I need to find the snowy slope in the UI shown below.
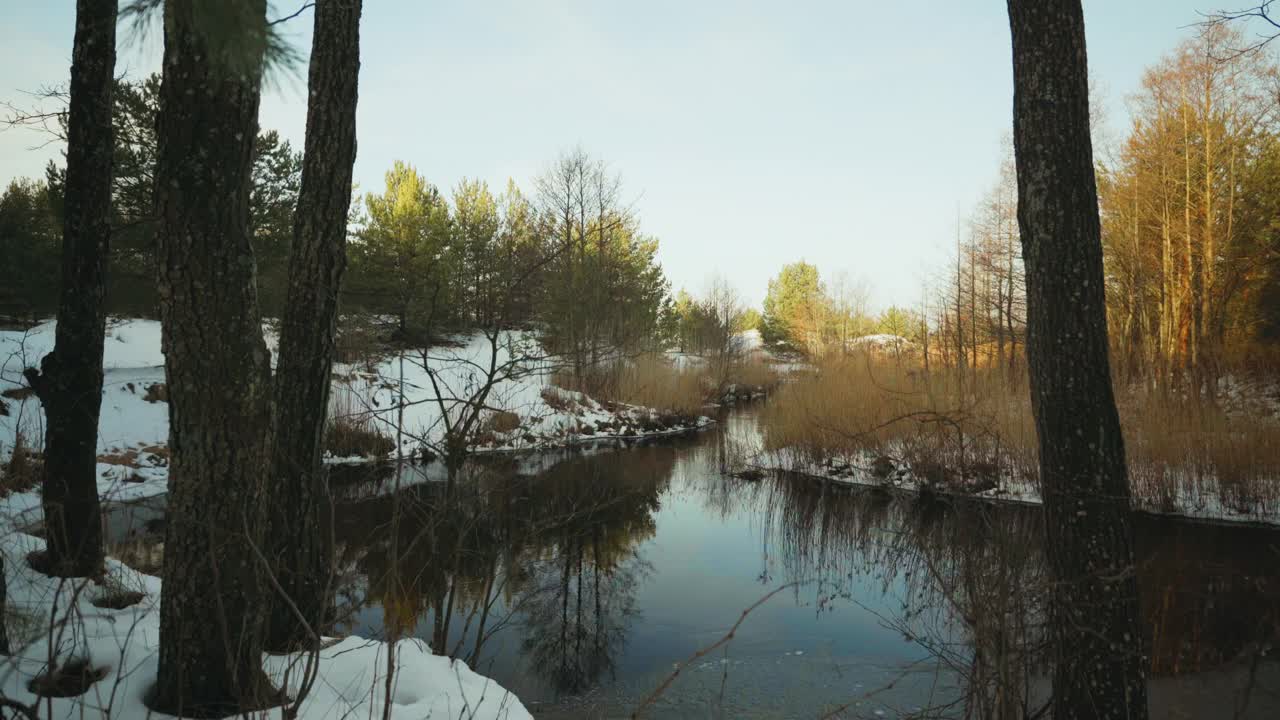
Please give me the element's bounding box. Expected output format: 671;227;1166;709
1;320;711;467
1;320;549;719
0;527;531;720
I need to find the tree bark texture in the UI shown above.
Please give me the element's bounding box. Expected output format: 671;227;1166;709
1006;1;1149;718
264;0;362;650
0;554;9;655
23;0;116;578
150;0;276;714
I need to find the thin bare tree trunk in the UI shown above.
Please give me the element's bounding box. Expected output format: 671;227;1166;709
0;555;9;655
1160;164;1176;390
1181;82;1201;382
1201;71;1216;399
1006;1;1149;717
24;0;116;578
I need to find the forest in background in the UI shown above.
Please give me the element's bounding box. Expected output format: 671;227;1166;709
753;25;1280;398
0;1;1276;718
9;23;1280;400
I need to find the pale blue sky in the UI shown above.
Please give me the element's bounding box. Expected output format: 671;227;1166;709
0;1;1237;308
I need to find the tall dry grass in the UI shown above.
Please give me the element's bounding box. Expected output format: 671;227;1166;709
554;355;708;416
324;384;394;458
759;350;1280;516
553;354;783;416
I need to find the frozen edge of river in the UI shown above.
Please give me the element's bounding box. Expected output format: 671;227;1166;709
749;449;1280;528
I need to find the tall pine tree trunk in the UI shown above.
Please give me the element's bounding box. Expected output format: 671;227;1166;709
264;0;362;650
1006;1;1148;718
23;0;116;578
149;1;276;714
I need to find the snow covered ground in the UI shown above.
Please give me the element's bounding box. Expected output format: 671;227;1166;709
1;320;174;521
329;332;711;460
748;446;1280;527
0;319;712;470
3;318;718;720
0;522;531;719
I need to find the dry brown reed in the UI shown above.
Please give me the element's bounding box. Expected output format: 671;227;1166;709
324;385;394;458
553;354;782;416
760;350;1280;515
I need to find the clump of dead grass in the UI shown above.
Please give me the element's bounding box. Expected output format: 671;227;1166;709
324;387;394;458
724;358;783;392
2;430;42;495
554;355;709;416
760;350;1280;517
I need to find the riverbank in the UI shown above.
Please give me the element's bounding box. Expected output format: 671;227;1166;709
751;353;1280;526
0;523;532;720
748;449;1280;527
4;318;728;720
0;319;722;468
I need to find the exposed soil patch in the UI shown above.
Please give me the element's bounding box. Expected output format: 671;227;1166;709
98;450;140;466
143;382;168;403
0;384;34;399
97;445;169;468
540;386;574;413
1;386;34;400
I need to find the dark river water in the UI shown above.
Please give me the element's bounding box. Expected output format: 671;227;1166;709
110;410;1280;718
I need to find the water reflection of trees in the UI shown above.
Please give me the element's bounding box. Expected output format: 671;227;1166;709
330;444;673;696
757;474;1280;718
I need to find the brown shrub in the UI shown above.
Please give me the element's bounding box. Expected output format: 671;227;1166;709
540;386;577;413
142;383;168;403
725;358;782;391
3;432;42;495
28;659;107;698
324;385;395;458
482;410;522;435
324;419;394;458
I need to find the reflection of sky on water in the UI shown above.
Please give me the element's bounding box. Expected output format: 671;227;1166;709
98;408;1280;716
329;414;967;717
273;409;1280;718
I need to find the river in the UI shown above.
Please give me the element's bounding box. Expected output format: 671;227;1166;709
108;409;1280;718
